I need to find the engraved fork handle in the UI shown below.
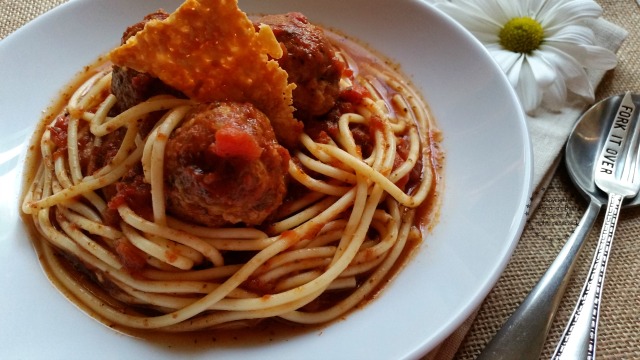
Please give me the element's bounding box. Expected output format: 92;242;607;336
552;193;623;360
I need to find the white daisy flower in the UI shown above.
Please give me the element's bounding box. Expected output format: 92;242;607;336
434;0;618;114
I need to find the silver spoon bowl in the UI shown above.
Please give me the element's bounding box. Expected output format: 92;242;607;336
477;93;640;360
566;93;640;207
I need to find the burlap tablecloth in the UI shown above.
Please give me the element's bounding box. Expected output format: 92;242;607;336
2;1;639;359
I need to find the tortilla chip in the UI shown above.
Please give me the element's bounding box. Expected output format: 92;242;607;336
109;0;301;147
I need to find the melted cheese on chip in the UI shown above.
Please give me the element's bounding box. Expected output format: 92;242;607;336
109;0;301;147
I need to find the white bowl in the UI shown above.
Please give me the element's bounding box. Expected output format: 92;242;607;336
0;0;531;358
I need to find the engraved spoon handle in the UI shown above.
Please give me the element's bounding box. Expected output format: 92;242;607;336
477;200;601;360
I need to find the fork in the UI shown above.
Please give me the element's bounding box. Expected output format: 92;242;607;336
552;92;640;359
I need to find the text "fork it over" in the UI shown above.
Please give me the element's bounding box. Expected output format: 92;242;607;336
599;100;636;175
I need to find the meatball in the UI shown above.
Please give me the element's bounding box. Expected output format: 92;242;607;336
119;10;168;44
110;10;182;114
164;102;290;227
110;67;178;115
256;12;344;118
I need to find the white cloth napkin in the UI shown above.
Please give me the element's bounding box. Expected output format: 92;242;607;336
423;16;628;360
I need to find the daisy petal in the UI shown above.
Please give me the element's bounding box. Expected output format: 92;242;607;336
487;45;522;72
545;24;594;46
515;60;544;113
464;0;513;24
582;45;618;69
539;44;585;80
435;3;503;32
526;54;557;87
504;55;525;88
469;30;501;44
490;0;523;21
543;41;588;67
539;0;602;29
542;77;568;111
565;70;594;100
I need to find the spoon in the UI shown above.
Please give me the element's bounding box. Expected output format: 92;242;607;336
477;93;640;360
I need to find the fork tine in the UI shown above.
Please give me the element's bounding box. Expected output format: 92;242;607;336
622;109;640;184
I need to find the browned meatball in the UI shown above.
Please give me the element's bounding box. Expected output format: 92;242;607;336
164;102;290;227
256;12;344;118
110;10;182;114
119;10;168;44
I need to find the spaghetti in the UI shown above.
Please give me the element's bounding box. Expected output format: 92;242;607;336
20;7;443;332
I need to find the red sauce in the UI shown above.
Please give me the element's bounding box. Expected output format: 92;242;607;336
115;238;147;272
211;125;263;160
107;171;153;223
48;114;69;159
337;82;368;104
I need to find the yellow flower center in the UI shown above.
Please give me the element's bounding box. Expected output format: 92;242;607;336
499;17;544;54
